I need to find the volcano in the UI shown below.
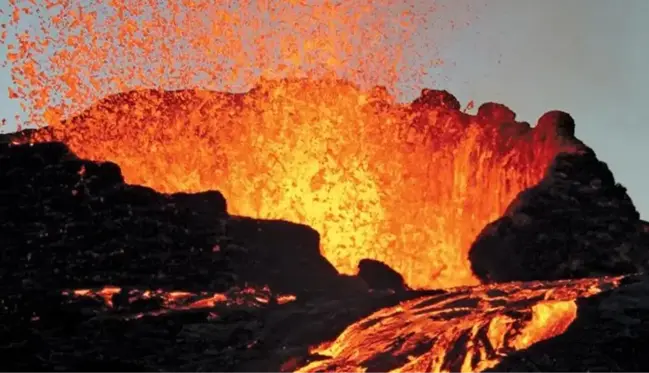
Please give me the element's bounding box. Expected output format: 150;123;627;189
13;79;626;289
2;81;649;372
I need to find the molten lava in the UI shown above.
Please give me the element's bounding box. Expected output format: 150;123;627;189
2;0;573;289
296;276;621;372
2;2;628;371
31;81;578;289
63;285;296;320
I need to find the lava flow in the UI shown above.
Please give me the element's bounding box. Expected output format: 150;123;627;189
295;276;622;372
1;2;639;372
62;285;296;320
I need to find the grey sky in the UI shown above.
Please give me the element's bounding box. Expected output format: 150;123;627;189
419;0;649;218
1;0;648;217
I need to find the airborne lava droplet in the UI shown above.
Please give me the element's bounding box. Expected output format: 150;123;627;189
7;1;504;290
30;82;577;289
2;2;604;371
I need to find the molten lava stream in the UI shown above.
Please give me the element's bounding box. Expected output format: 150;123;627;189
38;80;573;289
296;276;622;373
62;285;296;319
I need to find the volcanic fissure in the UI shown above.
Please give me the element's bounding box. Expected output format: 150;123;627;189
26;82;582;290
3;1;649;372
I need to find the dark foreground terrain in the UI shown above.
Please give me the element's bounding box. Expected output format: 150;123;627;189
1;134;649;371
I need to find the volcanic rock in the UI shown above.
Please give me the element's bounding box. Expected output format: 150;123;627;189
357;258;410;292
534;110;577;139
0;137;410;371
477;102;517;122
0;137;378;297
0;141;235;293
411;88;461;111
469;149;649;283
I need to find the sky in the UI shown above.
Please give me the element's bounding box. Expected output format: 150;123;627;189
1;0;648;218
422;0;649;218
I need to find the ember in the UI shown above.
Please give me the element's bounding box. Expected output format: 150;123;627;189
4;0;479;289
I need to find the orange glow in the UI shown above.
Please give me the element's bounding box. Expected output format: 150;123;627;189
297;276;620;372
1;0;559;288
72;286;121;307
5;1;574;289
3;2;616;370
2;0;472;126
62;285;296;317
510;300;577;350
3;0;496;287
30;81;576;289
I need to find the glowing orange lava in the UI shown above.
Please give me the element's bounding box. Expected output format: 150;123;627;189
30;81;577;289
2;4;619;370
3;1;575;289
63;285;296;319
296;276;621;372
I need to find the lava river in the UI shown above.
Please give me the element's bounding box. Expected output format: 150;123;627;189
58;272;623;372
295;276;622;372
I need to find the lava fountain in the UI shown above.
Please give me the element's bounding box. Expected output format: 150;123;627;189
28;81;580;289
3;1;580;288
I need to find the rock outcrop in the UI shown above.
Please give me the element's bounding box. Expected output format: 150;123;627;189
0;138;419;371
411;88;461;111
469;148;649;283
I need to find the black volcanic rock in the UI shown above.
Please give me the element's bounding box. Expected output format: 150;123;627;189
0;136;405;371
411;89;461;111
476;102;533;138
469;149;649;283
0;141;234;294
0;138;372;298
477;102;517;122
357;258;409;292
534;110;577;139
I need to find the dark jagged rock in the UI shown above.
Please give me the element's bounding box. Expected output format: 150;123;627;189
534;110;577;139
0;139;373;297
477;102;517;123
357;258;410;292
411;89;461;111
224;216;368;297
469;150;649;283
0;138;418;371
0;141;234;294
476;102;532;138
